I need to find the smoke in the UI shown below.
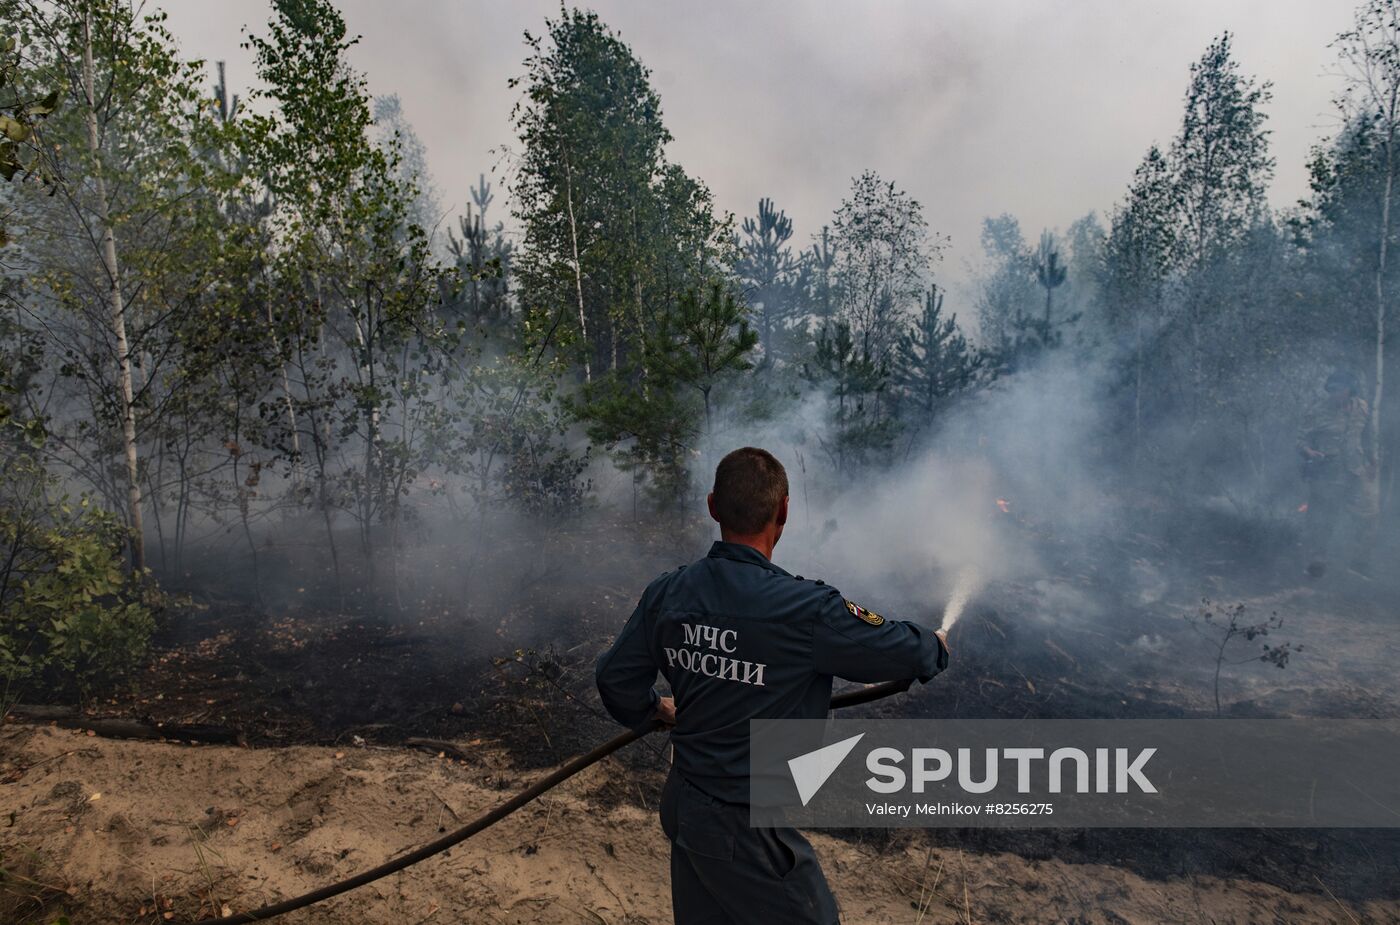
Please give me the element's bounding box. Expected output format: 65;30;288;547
690;345;1122;634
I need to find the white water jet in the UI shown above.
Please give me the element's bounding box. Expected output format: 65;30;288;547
940;565;982;632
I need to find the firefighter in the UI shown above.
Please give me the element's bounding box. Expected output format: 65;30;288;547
595;446;949;924
1297;370;1379;579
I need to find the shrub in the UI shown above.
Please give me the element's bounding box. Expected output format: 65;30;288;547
0;495;155;701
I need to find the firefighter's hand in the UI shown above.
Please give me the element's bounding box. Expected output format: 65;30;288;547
935;629;950;654
654;696;676;727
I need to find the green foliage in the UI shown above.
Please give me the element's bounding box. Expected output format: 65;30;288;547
780;171;953;474
803;320;896;472
577;370;697;506
892;285;988;427
974;213;1038;350
577;282;755;503
511;6;675;378
440;351;592;517
7;0;247;577
1105;148;1177;328
500;439;592;517
236;0;462;598
511;8;741;497
830;170;937;370
977;222;1084;376
0;30;60;246
1032;231;1069;331
5;0;1396;606
242;0;376;213
445;174;514;331
0;493;154;699
650;282;758;429
736;198;803;361
1092;33;1295;496
807;226;838;328
1170;32;1274;271
1297;49;1400;358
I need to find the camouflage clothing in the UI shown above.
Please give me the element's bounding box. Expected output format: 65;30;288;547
1297;395;1373;487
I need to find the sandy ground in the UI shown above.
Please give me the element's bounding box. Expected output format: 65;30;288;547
3;722;1397;925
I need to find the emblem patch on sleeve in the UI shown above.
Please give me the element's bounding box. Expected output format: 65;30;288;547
845;599;885;626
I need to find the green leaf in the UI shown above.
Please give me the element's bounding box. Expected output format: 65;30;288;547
29;89;61;117
0;113;31;142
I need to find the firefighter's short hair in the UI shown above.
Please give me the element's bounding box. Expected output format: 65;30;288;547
711;447;788;534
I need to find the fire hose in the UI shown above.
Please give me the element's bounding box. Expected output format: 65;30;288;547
189;678;913;925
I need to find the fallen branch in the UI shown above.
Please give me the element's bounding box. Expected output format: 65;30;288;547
4;704;245;746
402;737;472;761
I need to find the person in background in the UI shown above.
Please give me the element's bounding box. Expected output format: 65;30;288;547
1297;369;1379;580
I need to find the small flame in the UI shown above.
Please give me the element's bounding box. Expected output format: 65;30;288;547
995;498;1011;514
1297;502;1308;513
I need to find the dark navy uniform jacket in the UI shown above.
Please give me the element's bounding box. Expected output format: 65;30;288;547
596;540;948;804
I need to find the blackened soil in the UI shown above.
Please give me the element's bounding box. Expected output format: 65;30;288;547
21;513;1400;905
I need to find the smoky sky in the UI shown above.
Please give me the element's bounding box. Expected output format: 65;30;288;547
165;1;1351;290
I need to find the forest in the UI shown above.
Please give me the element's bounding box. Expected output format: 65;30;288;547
2;1;1400;923
0;0;1391;692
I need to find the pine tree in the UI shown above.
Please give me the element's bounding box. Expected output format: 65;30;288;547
893;285;987;429
1033;231;1068;327
808;225;837;328
803;321;894;473
651;282;757;444
372;93;441;233
737;197;799;362
575;282;755;509
446;173;513;328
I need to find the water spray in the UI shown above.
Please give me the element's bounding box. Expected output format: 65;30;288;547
940;565;981;633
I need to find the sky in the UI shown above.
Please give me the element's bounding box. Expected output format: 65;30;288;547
163;0;1356;292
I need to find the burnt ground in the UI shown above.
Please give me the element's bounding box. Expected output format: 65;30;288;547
12;505;1400;906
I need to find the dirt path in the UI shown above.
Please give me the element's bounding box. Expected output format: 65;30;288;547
3;723;1393;925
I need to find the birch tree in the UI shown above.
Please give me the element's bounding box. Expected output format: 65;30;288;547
12;0;214;572
1331;0;1400;498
